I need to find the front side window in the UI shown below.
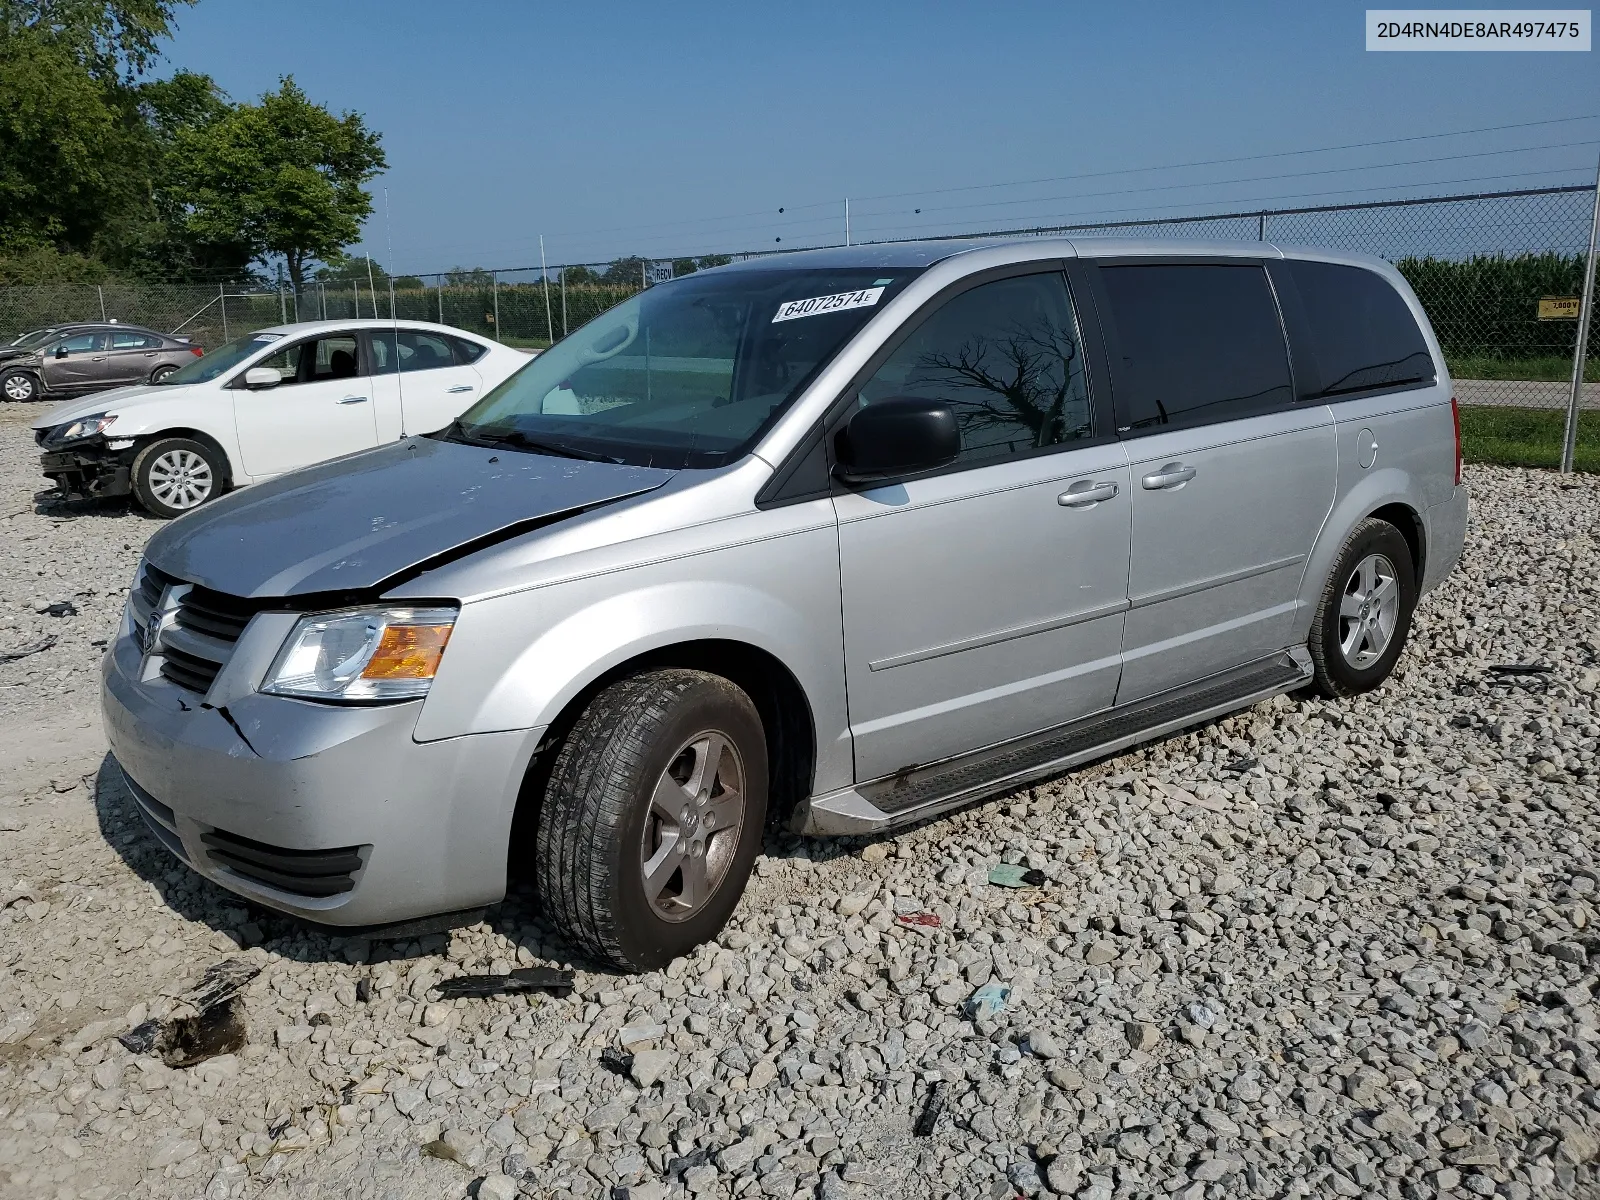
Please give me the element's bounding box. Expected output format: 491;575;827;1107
1100;263;1293;431
54;332;104;355
1283;260;1435;398
452;267;923;468
368;330;460;374
254;336;361;386
856;272;1093;466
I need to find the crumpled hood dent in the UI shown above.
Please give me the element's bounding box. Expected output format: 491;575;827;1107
143;438;675;599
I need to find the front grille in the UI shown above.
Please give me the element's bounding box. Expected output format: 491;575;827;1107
158;644;224;693
201;829;365;897
173;586;258;641
156;583;273;695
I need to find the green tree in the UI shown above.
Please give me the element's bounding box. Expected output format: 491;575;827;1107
444;266;492;287
561;264;600;285
175;76;385;295
602;255;646;285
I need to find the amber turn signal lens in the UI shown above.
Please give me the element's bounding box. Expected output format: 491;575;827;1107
360;624;453;680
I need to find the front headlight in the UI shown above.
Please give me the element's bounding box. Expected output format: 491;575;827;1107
262;606;457;702
56;414;117;443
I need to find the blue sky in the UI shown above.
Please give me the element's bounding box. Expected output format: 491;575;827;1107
163;0;1599;274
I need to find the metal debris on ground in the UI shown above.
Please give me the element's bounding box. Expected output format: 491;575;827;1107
1220;756;1258;773
117;957;261;1067
430;966;574;999
598;1047;633;1076
42;601;77;617
966;982;1010;1021
988;864;1047;888
913;1080;949;1137
1485;663;1554;675
895;911;942;928
0;636;56;663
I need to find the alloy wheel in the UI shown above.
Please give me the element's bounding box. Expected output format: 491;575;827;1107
640;729;747;922
1337;552;1399;669
146;448;213;510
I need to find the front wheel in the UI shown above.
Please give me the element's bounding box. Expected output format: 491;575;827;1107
2;370;38;402
1307;517;1417;697
131;437;224;518
535;669;768;971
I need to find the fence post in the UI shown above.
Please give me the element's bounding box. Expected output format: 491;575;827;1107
540;236;554;346
1561;152;1600;473
561;268;568;336
279;286;287;325
1257;212;1265;241
219;283;228;342
438;282;444;325
320;282;327;321
97;285;107;321
492;270;500;342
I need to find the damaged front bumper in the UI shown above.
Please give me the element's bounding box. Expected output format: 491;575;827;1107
38;439;134;501
100;601;544;926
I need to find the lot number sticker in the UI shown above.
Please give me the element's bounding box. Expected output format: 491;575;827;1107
772;287;885;323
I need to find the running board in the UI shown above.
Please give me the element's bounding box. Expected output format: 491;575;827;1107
797;649;1311;836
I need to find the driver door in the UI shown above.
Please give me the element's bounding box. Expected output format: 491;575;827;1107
232;333;378;478
40;332;109;393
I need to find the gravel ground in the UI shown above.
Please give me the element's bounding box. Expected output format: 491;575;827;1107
3;398;1600;1200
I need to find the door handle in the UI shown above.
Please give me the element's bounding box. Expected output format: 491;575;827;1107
338;395;368;404
446;385;474;394
1057;480;1119;508
1141;463;1196;490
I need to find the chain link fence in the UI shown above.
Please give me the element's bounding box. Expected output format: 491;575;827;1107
2;185;1595;420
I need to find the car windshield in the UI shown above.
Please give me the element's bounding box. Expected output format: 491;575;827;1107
157;330;281;385
9;328;61;349
446;267;923;468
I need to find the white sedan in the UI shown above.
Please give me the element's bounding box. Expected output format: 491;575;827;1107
30;320;532;518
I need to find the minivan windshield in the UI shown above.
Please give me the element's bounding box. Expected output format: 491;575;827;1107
157;330;281;385
445;267;922;468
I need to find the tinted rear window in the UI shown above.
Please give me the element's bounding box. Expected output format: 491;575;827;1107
1283;260;1434;398
1099;263;1293;431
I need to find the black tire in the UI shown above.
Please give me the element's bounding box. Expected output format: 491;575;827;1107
535;669;768;971
1308;517;1417;698
150;364;177;384
130;436;224;519
2;370;38;402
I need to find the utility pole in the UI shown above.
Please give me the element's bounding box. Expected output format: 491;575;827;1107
1562;148;1600;474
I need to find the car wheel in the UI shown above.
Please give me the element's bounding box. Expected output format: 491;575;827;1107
535;668;767;971
150;365;177;384
1307;517;1417;698
131;437;224;519
2;370;38;402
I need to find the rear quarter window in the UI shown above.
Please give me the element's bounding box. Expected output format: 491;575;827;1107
1282;260;1435;398
449;336;487;365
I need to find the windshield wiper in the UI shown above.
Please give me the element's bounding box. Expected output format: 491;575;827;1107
443;420;622;463
491;429;624;463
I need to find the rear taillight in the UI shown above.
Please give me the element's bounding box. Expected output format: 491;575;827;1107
189;346;204;357
1450;395;1462;486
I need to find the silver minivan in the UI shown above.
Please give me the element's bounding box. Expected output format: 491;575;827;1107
103;238;1468;970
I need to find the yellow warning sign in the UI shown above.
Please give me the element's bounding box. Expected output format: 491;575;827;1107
1538;296;1582;320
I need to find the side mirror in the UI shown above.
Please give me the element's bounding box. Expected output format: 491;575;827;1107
54;346;68;359
242;367;281;390
833;396;960;485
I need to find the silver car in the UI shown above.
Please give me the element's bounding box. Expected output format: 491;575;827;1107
102;238;1467;970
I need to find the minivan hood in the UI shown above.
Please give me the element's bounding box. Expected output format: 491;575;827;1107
31;383;197;430
143;437;675;598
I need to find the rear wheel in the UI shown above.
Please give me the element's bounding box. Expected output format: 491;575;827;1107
2;370;38;402
131;437;223;519
150;364;177;384
1308;517;1417;697
535;669;767;971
